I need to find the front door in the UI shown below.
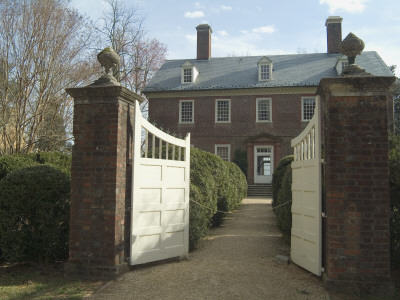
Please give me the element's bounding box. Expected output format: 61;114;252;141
254;146;273;184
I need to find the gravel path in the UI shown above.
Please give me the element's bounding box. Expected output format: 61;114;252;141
90;198;329;299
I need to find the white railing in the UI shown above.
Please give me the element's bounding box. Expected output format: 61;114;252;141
290;96;322;276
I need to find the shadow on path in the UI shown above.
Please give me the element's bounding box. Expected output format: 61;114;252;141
90;197;328;299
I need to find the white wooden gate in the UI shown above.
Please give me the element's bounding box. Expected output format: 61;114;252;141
130;100;190;265
290;96;322;276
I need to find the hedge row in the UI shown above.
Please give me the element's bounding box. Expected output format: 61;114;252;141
0;152;71;263
0;148;247;262
189;148;247;250
271;155;294;242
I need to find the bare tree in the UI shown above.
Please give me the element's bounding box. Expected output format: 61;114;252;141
0;0;97;155
93;0;167;114
92;0;144;82
124;38;167;94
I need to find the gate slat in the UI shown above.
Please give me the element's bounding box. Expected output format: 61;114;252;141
130;100;190;266
290;96;322;276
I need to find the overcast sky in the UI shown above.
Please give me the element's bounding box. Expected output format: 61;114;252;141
71;0;400;75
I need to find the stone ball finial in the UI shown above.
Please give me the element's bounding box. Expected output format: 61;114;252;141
338;33;365;65
91;47;121;86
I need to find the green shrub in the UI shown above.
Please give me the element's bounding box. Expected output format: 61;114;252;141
189;148;247;250
0;152;71;181
31;151;72;175
272;155;294;213
0;154;38;181
275;165;292;242
389;134;400;268
189;148;218;250
0;165;70;263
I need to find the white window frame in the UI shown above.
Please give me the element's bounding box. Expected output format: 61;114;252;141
301;97;316;121
259;64;271;81
215;99;231;123
257;57;273;81
181;61;199;84
183;68;192;83
215;144;231;161
179;100;194;124
256;98;272;122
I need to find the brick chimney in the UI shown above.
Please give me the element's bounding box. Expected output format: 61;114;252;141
196;24;212;60
325;16;343;54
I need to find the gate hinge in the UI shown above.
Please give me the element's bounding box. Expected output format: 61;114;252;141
321;212;327;218
321;267;325;273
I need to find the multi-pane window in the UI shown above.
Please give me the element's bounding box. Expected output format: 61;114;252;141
256;98;272;122
302;97;316;121
260;64;270;80
179;100;194;123
215;145;230;161
215;99;230;123
183;68;192;83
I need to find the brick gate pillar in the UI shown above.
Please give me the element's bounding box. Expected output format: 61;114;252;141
317;74;395;294
64;58;144;278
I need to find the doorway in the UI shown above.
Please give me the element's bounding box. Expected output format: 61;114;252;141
254;146;273;184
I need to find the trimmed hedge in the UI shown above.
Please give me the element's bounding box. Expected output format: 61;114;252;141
0;165;70;263
271;156;294;243
0;154;39;181
0;151;71;180
189;148;247;250
272;155;294;213
0;149;246;260
275;166;292;242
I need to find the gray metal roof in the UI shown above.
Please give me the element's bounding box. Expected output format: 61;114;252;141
143;51;393;93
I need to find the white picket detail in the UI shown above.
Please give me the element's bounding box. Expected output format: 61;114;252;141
290;96;322;276
130;100;190;265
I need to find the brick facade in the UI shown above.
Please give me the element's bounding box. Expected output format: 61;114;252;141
64;85;143;280
318;76;395;294
148;90;314;183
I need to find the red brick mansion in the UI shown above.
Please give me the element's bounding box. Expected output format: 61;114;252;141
143;17;393;184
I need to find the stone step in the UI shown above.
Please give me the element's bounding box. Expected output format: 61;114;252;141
247;184;272;197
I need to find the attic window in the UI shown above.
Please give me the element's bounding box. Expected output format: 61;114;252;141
258;57;273;81
183;68;192;83
181;61;199;84
260;65;270;80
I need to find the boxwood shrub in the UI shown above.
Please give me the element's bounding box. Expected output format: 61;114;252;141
272;155;294;213
275;165;292;242
0;154;39;181
189;148;247;250
0;165;70;263
0;151;71;181
0;148;246;258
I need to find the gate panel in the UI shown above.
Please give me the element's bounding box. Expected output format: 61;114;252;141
290;97;322;276
130;100;190;265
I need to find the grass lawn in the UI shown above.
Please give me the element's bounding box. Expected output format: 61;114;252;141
0;261;104;300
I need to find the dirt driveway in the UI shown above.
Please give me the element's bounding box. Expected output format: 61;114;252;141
90;198;329;299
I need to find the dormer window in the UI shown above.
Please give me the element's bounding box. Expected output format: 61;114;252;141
181;61;199;84
336;56;349;75
258;57;273;81
183;68;192;83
